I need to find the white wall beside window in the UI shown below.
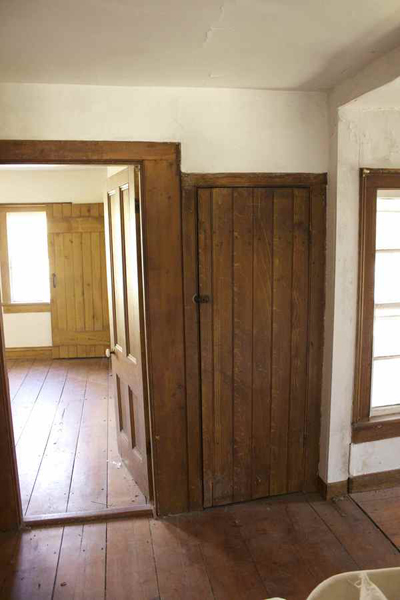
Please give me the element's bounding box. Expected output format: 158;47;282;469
3;313;52;348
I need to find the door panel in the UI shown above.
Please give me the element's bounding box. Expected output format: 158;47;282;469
105;167;151;499
198;186;311;507
48;203;110;358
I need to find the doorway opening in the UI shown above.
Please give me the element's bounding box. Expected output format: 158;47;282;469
0;163;152;524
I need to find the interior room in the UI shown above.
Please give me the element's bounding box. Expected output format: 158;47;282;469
3;2;400;600
0;165;148;520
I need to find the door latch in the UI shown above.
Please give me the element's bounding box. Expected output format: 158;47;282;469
192;294;210;304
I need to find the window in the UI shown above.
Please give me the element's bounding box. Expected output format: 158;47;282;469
7;212;50;303
354;170;400;443
0;208;51;307
371;196;400;413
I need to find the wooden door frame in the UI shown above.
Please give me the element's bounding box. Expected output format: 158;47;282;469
0;140;187;528
182;172;327;510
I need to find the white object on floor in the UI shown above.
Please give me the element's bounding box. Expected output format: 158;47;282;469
307;568;400;600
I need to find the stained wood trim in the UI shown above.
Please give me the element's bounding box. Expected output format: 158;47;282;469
353;168;400;436
181;185;203;511
0;308;22;530
23;505;153;528
349;468;400;493
141;159;188;516
0;139;186;525
5;346;53;360
2;303;51;314
352;416;400;443
317;476;348;500
0;140;179;163
182;172;327;189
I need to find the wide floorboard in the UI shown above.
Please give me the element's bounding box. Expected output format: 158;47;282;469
7;357;145;518
352;486;400;548
1;493;400;599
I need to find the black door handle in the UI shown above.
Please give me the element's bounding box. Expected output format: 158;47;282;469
193;294;210;304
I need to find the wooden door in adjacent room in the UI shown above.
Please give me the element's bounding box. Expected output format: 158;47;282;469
197;185;325;507
48;203;110;358
104;167;152;500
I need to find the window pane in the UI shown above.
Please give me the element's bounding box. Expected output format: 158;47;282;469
371;357;400;409
7;212;50;303
373;309;400;358
376;197;400;250
374;252;400;304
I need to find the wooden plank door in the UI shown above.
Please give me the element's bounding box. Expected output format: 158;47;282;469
104;167;151;499
198;186;322;507
48;203;110;358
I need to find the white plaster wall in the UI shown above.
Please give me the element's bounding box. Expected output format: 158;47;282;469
0;83;329;173
3;313;52;348
323;102;400;482
0;169;106;204
320;42;400;485
351;438;400;477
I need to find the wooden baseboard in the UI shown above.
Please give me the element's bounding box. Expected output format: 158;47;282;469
349;468;400;493
23;505;154;528
317;476;348;500
6;346;53;360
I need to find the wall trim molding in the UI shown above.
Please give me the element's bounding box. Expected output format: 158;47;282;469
349;468;400;493
317;476;348;500
6;346;53;360
182;172;327;189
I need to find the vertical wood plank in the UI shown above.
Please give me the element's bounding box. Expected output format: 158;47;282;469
233;188;254;502
72;233;85;332
288;189;310;492
270;189;293;495
54;234;67;333
304;185;326;491
62;204;72;217
182;185;203;511
48;233;59;349
82;233;94;332
252;188;273;499
63;233;76;335
198;188;213;508
71;204;81;217
91;232;103;331
212;188;234;506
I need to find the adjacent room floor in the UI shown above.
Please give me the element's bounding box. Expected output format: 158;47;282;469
7;357;145;518
1;492;400;599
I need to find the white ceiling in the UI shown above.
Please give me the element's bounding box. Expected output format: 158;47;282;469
2;0;400;91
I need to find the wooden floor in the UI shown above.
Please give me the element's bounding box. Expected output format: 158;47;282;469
1;492;400;599
352;485;400;548
7;358;145;517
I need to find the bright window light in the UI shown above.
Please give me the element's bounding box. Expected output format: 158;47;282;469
7;212;50;303
371;194;400;412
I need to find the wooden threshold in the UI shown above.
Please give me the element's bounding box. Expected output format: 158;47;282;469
23;505;154;528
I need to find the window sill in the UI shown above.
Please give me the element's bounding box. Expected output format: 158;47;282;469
352;415;400;444
2;303;51;314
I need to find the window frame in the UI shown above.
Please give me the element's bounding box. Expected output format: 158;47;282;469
353;168;400;443
0;204;51;312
